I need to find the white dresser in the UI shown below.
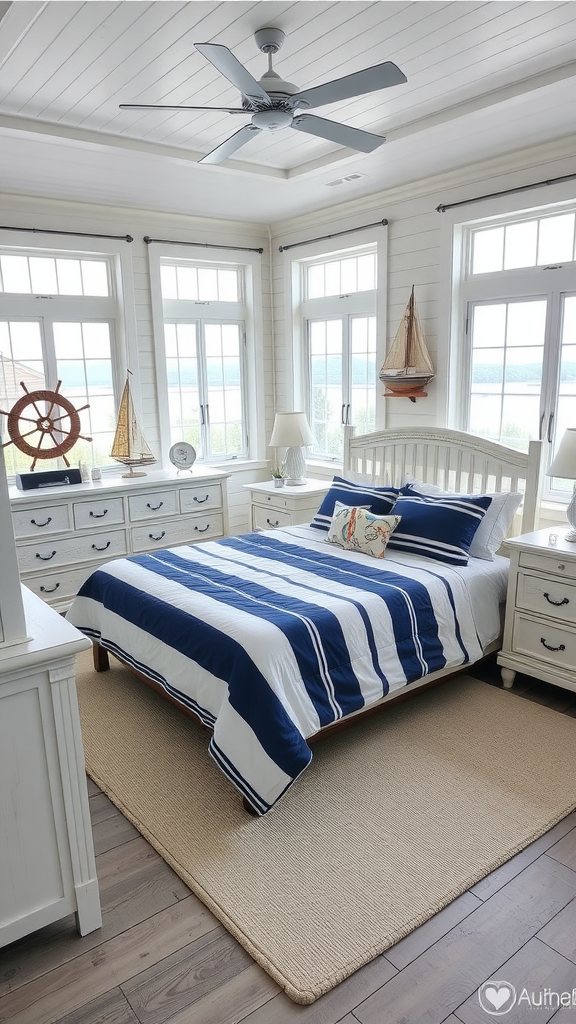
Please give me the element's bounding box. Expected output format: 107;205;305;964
498;528;576;693
9;468;229;611
0;588;101;947
245;479;330;532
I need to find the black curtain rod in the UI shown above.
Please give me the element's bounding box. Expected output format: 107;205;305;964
0;225;133;242
278;219;388;253
144;236;263;254
436;172;576;213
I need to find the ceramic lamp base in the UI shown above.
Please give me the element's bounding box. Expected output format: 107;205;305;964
565;487;576;542
283;446;306;486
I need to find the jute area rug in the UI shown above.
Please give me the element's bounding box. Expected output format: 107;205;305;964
75;650;576;1005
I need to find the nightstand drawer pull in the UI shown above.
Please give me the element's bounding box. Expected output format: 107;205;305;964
89;509;108;518
92;541;111;552
147;501;164;511
540;637;566;653
267;518;280;527
36;550;57;560
193;494;210;503
149;531;166;541
194;524;210;533
543;592;569;606
557;564;566;571
40;582;60;593
31;517;52;528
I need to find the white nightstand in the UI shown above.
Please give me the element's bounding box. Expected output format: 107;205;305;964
498;528;576;694
245;479;330;532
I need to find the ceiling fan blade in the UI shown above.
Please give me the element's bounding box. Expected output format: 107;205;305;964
195;42;270;106
292;62;406;110
292;114;385;153
199;124;261;165
119;103;247;113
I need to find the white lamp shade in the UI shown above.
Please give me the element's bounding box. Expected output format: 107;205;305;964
547;428;576;479
269;412;314;448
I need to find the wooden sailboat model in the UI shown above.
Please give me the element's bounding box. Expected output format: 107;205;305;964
110;373;156;478
379;286;435;402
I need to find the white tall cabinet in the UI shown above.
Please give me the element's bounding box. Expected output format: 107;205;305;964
0;446;101;947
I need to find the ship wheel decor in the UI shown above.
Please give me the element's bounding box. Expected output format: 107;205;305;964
1;380;92;470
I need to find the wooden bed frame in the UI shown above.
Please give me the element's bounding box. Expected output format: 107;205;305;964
91;426;544;809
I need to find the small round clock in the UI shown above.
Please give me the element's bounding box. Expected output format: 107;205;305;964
169;442;197;472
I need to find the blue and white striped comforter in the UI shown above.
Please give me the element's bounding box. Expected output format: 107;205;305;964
67;527;485;813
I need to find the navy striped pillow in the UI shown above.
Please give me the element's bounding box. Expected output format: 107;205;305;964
310;476;400;532
386;493;493;565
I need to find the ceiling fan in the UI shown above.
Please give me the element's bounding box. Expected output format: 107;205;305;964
119;27;407;165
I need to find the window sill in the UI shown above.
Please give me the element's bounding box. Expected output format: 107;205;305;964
306;458;342;478
203;459;270;475
539;500;570;523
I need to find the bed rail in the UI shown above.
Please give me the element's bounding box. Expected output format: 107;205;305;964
343;426;543;534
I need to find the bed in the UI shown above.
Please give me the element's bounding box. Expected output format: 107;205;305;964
67;426;543;814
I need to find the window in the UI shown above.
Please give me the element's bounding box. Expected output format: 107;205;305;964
452;205;576;500
154;257;251;461
299;246;378;459
0;246;130;478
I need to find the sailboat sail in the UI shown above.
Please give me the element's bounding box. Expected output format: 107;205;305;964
379;286;435;396
111;375;156;477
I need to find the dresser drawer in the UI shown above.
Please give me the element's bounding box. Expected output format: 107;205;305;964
18;529;128;572
179;482;222;514
24;565;96;605
518;551;576;581
516;572;576;625
128;490;178;521
12;503;70;538
511;612;576;673
253;505;293;530
73;496;125;530
131;512;223;552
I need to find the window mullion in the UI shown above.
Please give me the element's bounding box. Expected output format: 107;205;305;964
342;315;351;422
197;319;210;458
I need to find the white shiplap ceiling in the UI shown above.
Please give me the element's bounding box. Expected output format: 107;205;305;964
0;1;575;223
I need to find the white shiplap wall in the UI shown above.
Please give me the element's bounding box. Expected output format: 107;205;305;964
0;194;272;533
1;132;575;530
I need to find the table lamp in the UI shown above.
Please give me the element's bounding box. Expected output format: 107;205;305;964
547;427;576;542
269;412;314;486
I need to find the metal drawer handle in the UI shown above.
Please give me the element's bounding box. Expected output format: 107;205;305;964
89;509;108;518
149;531;166;541
267;518;280;527
147;501;164;511
540;637;566;653
543;593;569;607
194;524;210;533
40;582;60;593
31;517;52;528
557;564;566;571
193;494;210;503
92;541;111;552
36;550;57;561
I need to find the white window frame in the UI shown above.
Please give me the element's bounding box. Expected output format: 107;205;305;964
286;227;388;466
441;184;576;504
0;231;139;476
149;244;264;466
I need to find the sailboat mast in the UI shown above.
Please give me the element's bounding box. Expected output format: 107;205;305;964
406;285;415;369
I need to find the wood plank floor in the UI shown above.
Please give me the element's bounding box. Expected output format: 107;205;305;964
2;658;576;1024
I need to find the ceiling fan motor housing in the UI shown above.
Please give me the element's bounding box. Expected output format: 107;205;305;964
252;108;293;131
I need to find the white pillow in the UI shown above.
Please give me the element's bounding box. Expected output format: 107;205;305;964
403;478;522;560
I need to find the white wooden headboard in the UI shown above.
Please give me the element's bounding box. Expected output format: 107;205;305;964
343;426;543;534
